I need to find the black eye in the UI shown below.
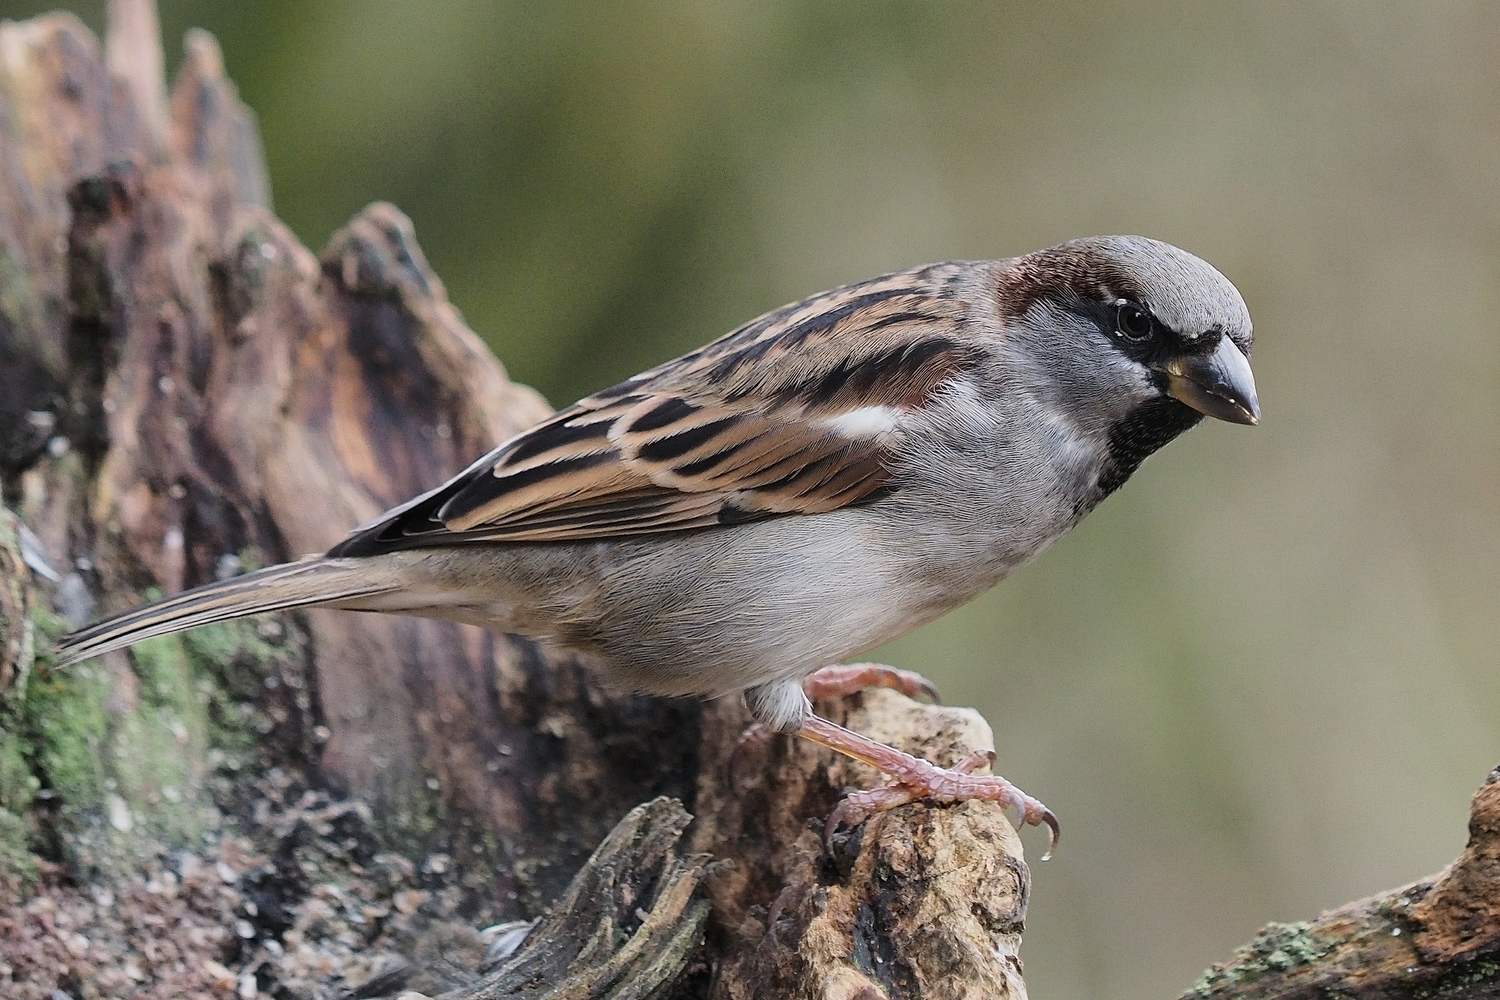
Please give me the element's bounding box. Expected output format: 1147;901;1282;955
1115;302;1155;343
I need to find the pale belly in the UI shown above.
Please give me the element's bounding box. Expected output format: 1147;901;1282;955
378;456;1095;700
529;494;1076;697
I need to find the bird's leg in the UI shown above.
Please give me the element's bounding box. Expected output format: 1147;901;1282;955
799;713;1059;859
733;664;937;790
800;662;940;703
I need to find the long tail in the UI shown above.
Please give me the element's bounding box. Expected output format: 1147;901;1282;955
55;556;400;667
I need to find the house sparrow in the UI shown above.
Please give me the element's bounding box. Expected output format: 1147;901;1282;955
57;235;1258;856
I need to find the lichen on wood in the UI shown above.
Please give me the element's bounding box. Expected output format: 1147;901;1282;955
1184;769;1500;1000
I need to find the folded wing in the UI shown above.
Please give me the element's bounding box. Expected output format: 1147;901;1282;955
329;263;979;555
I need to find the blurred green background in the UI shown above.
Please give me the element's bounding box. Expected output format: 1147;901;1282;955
6;2;1500;996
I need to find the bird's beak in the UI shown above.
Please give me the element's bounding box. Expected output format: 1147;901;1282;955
1159;337;1260;425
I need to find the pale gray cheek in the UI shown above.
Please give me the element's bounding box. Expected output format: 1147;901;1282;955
1001;309;1159;432
1048;344;1158;433
1101;352;1160;407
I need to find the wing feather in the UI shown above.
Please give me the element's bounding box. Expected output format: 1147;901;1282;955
327;262;982;557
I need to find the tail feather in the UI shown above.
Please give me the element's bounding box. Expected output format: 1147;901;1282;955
55;556;399;666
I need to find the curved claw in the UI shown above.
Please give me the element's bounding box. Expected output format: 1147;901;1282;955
824;801;848;850
1009;789;1061;861
1038;807;1060;862
896;670;940;703
798;716;1057;861
952;749;996;774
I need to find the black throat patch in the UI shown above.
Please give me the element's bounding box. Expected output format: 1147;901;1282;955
1094;395;1205;501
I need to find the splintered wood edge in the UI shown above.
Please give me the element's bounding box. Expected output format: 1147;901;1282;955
447;796;708;1000
104;0;165;145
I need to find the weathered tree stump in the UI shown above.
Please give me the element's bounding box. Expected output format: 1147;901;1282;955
0;5;1037;997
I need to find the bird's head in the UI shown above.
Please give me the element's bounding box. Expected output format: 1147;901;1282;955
992;235;1258;493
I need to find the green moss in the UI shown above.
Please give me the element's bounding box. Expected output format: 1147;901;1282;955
0;712;38;880
1252;921;1326;971
392;765;449;846
129;632;197;708
24;660;111;814
111;705;206;840
0;508;38;877
10;581;303;869
0;529;312;875
110;634;211;843
0;244;62;377
1189;921;1330;996
185;615;294;758
27;605;70;658
1;607;34;693
0;244;32;328
0;728;37;812
183;615;283;696
0;810;32;879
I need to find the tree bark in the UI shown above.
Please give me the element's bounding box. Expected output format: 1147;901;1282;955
0;5;1036;998
1183;767;1500;999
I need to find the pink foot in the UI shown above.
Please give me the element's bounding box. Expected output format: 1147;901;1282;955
800;716;1058;860
802;662;940;703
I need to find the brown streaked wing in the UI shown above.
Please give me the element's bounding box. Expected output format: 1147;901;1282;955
327;262;979;554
